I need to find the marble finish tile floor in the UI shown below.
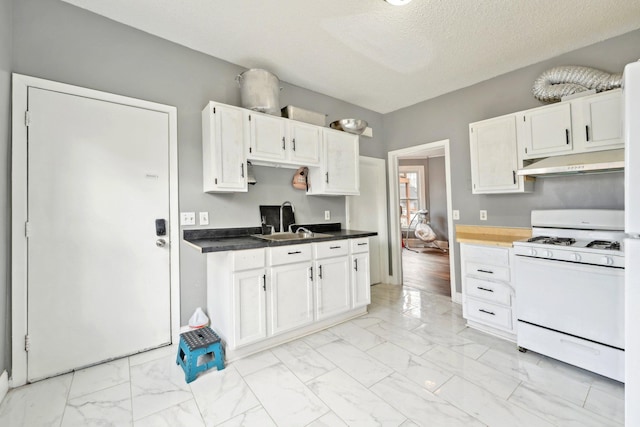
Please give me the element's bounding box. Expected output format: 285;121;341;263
0;283;625;426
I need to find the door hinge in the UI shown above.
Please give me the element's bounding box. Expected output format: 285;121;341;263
25;334;30;352
25;111;31;127
25;221;31;238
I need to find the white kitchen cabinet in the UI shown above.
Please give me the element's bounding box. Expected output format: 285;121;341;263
350;238;371;308
314;240;350;320
268;244;314;335
207;248;267;349
460;243;516;341
574;89;623;151
202;102;248;192
307;128;360;196
247;111;321;167
469;114;534;194
517;102;573;160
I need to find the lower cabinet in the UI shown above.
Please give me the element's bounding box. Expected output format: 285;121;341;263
460;243;516;341
314;241;350;320
206;238;371;358
269;261;314;335
350;238;371;308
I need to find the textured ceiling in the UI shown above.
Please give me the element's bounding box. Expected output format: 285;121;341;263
61;0;640;114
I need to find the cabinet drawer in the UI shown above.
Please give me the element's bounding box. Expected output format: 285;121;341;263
466;298;512;331
350;238;369;254
466;277;511;306
315;240;349;259
462;244;510;266
231;248;265;271
269;244;312;266
466;262;510;282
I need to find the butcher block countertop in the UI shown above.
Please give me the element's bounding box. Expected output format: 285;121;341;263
455;225;532;247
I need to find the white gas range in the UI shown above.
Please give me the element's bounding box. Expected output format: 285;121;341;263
513;209;625;382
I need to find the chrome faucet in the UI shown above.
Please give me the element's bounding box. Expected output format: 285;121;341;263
280;201;295;233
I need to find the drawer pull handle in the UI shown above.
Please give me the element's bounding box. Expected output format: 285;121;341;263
330;246;342;249
479;309;495;316
559;338;601;355
357;242;367;246
287;250;302;255
477;269;494;274
477;286;494;293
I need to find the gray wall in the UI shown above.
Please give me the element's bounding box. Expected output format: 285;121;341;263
0;0;11;375
10;0;384;326
384;30;639;293
427;157;448;241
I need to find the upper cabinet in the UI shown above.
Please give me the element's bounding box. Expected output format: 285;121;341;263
469;89;622;195
517;89;622;160
577;89;623;151
202;102;248;193
247;111;321;167
307;128;360;196
517;102;573;160
469;115;533;194
203;101;357;195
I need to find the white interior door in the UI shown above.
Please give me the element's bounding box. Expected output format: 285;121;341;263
27;87;171;381
346;156;388;284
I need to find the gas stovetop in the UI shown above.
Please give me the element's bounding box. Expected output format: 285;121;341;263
514;209;625;268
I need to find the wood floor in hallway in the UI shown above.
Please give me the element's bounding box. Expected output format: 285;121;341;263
401;247;450;296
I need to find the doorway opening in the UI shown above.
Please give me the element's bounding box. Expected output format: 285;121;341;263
388;140;459;302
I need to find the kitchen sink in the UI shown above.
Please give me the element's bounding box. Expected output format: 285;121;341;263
252;231;332;241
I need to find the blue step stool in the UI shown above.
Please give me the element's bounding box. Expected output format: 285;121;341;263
176;327;225;383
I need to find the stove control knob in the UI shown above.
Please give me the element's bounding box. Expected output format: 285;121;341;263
527;248;537;256
600;256;614;266
570;253;581;262
543;250;553;258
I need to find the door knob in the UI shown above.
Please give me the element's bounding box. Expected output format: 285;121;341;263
156;239;167;247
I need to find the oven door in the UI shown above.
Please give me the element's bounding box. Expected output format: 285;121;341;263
515;255;624;349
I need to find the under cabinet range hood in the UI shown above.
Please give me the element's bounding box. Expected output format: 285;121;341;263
517;149;624;177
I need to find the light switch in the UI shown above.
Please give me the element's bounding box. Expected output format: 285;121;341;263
452;210;460;220
199;212;209;226
180;212;196;226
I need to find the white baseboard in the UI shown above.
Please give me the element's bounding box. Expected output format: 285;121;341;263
0;370;8;405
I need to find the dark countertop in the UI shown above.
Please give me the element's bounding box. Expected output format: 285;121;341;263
183;223;377;253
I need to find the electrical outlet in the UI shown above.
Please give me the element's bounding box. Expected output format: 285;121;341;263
480;210;488;221
452;210;460;220
199;212;209;226
180;212;196;226
324;210;331;220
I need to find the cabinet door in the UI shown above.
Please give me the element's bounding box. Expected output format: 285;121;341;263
519;103;573;159
233;269;267;347
248;113;287;162
469;115;521;194
289;121;321;166
323;130;359;195
269;262;314;335
202;103;247;192
315;257;351;320
581;90;623;150
351;253;371;308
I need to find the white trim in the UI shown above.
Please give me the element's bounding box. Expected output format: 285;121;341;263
0;370;8;404
346;156;390;284
387;140;458;301
10;74;181;386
